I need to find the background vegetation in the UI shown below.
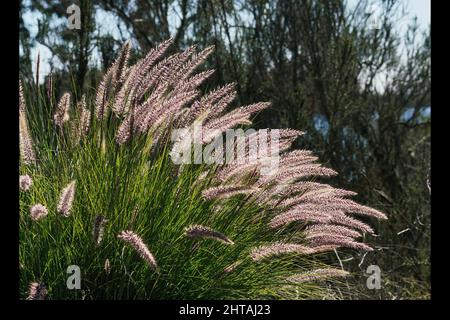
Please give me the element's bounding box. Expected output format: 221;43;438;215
19;0;430;299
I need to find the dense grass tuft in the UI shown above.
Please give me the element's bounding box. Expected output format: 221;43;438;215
19;40;383;300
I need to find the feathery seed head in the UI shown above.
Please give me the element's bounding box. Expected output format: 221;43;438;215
305;224;362;239
287;268;349;283
57;180;76;217
118;230;159;271
47;71;53;101
104;259;111;275
19;175;32;191
19;106;36;165
269;210;332;229
27;282;48;300
93;215;107;246
307;234;373;251
250;242;314;261
72;96;91;142
30;204;48;221
111;40;132;86
202;185;256;200
95;67;113;120
19;79;26;113
54;93;71;127
224;261;242;273
331;211;375;234
184;224;234;245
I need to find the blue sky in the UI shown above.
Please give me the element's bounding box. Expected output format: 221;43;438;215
24;0;430;84
405;0;430;27
346;0;430;28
